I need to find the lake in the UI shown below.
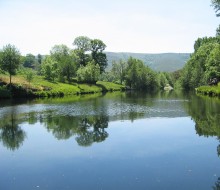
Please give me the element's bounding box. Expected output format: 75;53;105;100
0;91;220;190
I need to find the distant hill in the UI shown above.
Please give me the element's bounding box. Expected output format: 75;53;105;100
105;52;190;72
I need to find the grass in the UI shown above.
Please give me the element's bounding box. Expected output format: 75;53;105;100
196;83;220;97
0;74;125;98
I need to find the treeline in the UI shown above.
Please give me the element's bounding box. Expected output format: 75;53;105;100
101;57;174;90
177;0;220;90
0;36;175;92
0;36;107;85
177;36;220;90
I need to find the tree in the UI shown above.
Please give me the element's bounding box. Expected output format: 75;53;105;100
112;59;128;84
23;53;38;69
50;44;76;82
90;39;107;73
205;43;220;80
0;44;21;86
216;25;220;37
179;40;220;89
73;36;91;51
41;56;58;81
77;61;100;83
125;57;158;90
73;36;91;67
37;54;42;64
211;0;220;17
158;72;168;89
26;70;34;86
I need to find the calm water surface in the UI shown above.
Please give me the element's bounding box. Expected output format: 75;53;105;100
0;91;220;190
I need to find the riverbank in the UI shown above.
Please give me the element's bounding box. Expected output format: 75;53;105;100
196;84;220;97
0;74;125;99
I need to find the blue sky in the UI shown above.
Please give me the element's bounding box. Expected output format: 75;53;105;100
0;0;219;55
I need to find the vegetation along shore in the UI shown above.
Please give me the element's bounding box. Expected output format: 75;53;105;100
2;0;220;100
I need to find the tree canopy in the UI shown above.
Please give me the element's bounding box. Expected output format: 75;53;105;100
0;44;21;85
211;0;220;17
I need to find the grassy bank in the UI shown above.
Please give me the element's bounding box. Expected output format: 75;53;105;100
196;83;220;97
0;74;125;98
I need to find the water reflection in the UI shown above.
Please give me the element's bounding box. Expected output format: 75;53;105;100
1;91;220;189
213;177;220;190
1;91;220;152
0;111;26;151
186;95;220;189
43;113;109;146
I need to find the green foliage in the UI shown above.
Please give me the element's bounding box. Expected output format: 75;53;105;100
125;57;158;90
41;56;58;81
158;72;168;89
97;81;125;91
77;61;100;83
37;54;42;64
179;38;220;90
211;0;220;17
99;72;115;82
196;85;220;97
26;70;35;85
50;44;76;82
0;44;21;85
73;36;91;52
193;37;220;52
23;54;38;69
73;36;91;67
90;39;107;73
205;44;220;79
111;59;128;84
216;25;220;37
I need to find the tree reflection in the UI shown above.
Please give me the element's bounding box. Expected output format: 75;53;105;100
42;113;109;147
76;115;108;146
186;95;220;137
213;177;220;190
0;113;26;151
186;95;220;190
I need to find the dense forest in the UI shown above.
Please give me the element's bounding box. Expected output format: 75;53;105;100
0;0;220;98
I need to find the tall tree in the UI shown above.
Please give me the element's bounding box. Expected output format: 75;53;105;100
73;36;91;67
90;39;107;73
0;44;21;86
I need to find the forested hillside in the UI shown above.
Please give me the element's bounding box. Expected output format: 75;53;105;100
106;52;190;72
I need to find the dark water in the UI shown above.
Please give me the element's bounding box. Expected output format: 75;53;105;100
0;91;220;190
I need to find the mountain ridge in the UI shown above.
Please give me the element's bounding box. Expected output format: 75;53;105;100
105;52;191;72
